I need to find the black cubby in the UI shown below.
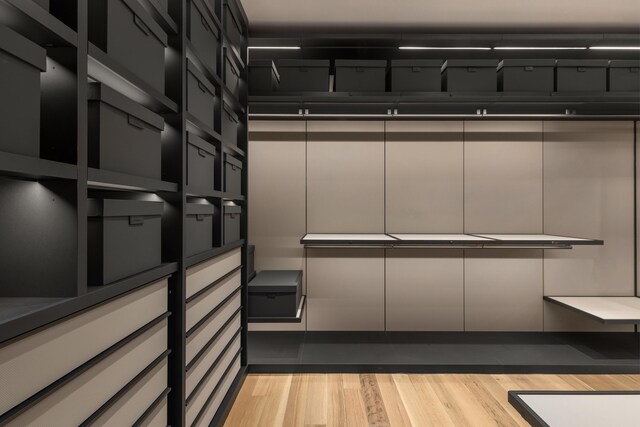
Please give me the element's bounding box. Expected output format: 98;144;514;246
185;201;216;256
188;0;220;75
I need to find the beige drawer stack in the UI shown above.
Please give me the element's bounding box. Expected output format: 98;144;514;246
185;248;243;426
0;279;171;426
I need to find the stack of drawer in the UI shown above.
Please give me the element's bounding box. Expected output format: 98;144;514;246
0;279;170;426
185;247;243;426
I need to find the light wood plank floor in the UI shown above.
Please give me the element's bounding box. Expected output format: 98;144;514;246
224;373;640;427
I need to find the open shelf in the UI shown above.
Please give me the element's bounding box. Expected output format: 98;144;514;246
88;168;178;193
185;240;245;269
186;186;223;199
224;42;245;70
222;86;246;115
185;113;222;143
88;44;178;114
0;152;77;181
301;233;603;248
222;143;245;158
249;296;306;324
136;0;179;34
222;192;245;201
0;0;77;47
185;40;223;88
544;296;640;324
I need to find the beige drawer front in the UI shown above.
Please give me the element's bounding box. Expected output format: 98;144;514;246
0;279;168;415
186;248;241;299
90;357;168;427
186;292;241;365
7;320;168;427
186;335;241;426
196;357;241;427
186;313;241;398
186;270;241;332
138;397;167;427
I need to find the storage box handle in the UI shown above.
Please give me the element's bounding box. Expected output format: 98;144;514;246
201;15;209;31
196;214;206;221
198;148;208;158
229;213;238;219
299;68;309;73
577;66;587;72
266;293;277;299
524;66;534;72
129;216;144;226
411;67;422;72
467;67;477;73
230;64;239;77
133;15;150;36
198;81;207;93
355;67;365;73
231;165;238;171
128;115;145;129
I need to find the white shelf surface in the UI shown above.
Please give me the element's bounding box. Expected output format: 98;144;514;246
544;296;640;324
390;234;493;242
473;234;602;244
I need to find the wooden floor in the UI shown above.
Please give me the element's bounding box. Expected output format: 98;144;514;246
224;373;640;427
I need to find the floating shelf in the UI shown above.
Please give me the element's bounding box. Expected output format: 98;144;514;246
0;0;78;47
88;168;178;193
0;152;77;181
88;44;178;114
249;296;306;324
544;296;640;324
300;233;603;249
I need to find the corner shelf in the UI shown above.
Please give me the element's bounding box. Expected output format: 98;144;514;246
300;233;603;249
88;168;178;193
0;0;78;47
248;296;306;324
88;44;178;114
544;296;640;324
0;152;77;181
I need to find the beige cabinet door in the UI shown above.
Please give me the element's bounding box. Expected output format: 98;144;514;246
465;249;543;331
543;121;635;332
386;248;464;331
385;121;464;233
464;121;543;233
307;248;384;331
307;121;385;233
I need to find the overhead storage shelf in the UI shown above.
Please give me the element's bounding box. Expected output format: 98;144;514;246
88;168;178;193
300;233;603;248
544;296;640;324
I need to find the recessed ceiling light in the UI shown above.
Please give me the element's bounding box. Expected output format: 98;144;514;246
589;46;640;50
248;46;301;50
494;47;587;50
399;46;491;50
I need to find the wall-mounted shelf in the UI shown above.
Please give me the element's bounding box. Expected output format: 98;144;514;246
248;295;306;324
88;168;178;193
300;233;603;248
0;152;77;181
0;0;78;47
88;44;178;114
544;296;640;324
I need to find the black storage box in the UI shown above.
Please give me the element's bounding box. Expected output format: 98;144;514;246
187;132;216;190
0;26;46;158
248;244;255;281
335;60;387;92
89;0;168;92
389;60;442;92
185;203;215;256
224;154;242;194
187;60;216;130
188;0;220;73
224;2;243;55
88;199;163;285
498;59;555;92
225;49;241;97
248;60;280;93
222;102;239;147
248;270;302;318
442;60;499;92
223;204;241;244
277;59;330;92
88;83;164;179
556;60;608;92
609;60;640;92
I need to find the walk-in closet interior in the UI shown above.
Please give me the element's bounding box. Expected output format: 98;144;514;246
0;0;639;425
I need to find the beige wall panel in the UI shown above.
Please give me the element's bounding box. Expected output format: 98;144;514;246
248;120;306;277
306;121;385;233
543;121;635;331
386;249;464;331
464;121;543;233
385;121;464;233
307;248;384;331
637;122;639;296
543;303;633;332
465;250;543;331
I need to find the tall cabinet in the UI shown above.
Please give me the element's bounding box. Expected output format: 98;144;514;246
0;0;249;425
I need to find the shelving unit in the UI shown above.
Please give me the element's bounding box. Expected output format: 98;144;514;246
300;233;603;248
0;0;249;425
